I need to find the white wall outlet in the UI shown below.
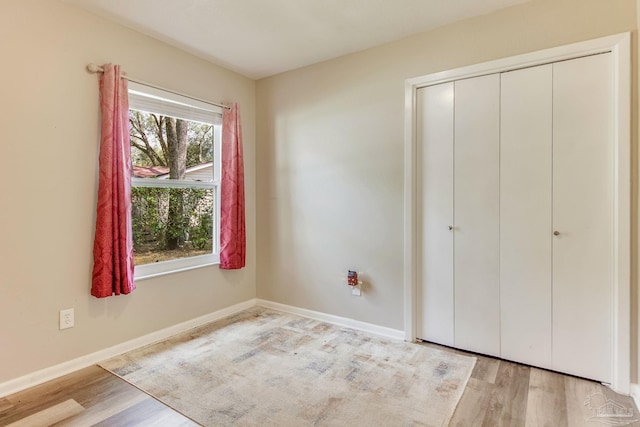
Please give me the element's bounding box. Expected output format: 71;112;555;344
351;285;361;296
59;308;74;330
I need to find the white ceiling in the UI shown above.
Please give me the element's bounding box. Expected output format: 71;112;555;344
63;0;530;79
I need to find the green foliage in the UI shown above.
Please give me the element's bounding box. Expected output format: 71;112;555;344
186;122;214;167
131;187;165;251
131;187;214;252
190;213;213;249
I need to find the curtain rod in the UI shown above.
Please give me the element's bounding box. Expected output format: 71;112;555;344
86;63;231;110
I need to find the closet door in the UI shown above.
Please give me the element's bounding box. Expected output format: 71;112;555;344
552;53;613;382
416;83;454;346
500;64;553;368
454;74;501;356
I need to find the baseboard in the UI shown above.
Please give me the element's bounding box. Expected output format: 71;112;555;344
256;299;405;340
0;298;256;398
630;384;640;410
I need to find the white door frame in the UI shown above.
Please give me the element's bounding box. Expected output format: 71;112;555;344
403;33;631;393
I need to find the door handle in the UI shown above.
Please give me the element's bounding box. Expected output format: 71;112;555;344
553;231;560;236
448;225;453;231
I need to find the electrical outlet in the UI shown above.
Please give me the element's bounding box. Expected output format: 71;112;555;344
351;285;361;296
59;308;74;330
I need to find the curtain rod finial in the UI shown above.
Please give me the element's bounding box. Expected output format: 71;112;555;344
87;63;103;74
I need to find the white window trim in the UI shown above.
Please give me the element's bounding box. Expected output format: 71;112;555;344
129;82;223;280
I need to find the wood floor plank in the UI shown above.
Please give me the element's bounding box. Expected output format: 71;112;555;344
482;362;530;427
0;398;14;413
51;384;149;426
449;378;494;427
1;366;105;423
91;396;198;427
70;369;146;407
471;355;501;383
564;375;602;427
0;366;193;427
525;368;568;427
5;399;84;427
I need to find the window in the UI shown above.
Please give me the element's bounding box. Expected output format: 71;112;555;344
128;82;222;279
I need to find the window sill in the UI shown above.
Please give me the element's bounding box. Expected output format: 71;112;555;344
134;254;220;281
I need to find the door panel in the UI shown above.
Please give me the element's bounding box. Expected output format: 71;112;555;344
416;83;454;346
454;74;501;356
552;53;613;382
500;64;553;368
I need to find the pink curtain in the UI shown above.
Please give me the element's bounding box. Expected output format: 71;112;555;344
220;103;246;269
91;64;135;297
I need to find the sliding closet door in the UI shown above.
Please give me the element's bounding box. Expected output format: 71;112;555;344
454;74;501;356
416;83;454;346
500;65;553;368
552;53;613;382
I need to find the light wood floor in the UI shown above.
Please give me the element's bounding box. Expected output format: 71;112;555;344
420;342;640;427
0;366;197;426
1;343;637;426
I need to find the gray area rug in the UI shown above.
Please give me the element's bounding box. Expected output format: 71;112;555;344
100;307;475;426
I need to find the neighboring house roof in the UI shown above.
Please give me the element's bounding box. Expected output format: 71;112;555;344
133;163;213;179
133;165;170;178
157;162;213;180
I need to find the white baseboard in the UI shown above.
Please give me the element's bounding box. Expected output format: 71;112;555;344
256;299;405;340
630;384;640;410
0;298;256;398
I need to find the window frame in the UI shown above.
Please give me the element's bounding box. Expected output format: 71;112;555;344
128;82;223;280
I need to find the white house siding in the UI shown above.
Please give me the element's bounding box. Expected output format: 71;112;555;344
185;164;213;182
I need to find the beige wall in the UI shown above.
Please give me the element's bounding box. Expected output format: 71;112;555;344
256;0;636;343
0;0;256;383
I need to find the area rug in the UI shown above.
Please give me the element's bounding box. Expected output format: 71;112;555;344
100;307;475;426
